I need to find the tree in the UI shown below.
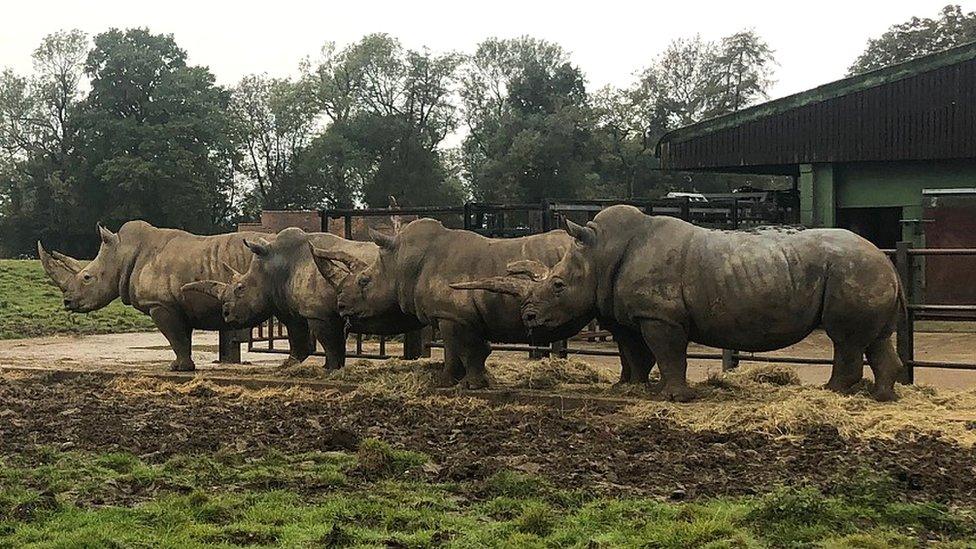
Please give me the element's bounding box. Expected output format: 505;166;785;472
229;74;319;211
0;30;89;256
460;37;599;202
711;30;775;114
74;28;235;237
304;34;464;207
850;5;976;74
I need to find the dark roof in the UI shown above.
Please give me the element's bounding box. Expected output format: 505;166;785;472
657;42;976;170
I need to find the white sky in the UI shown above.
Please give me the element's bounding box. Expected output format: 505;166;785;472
1;0;971;100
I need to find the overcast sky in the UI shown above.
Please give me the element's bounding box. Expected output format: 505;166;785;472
2;0;971;100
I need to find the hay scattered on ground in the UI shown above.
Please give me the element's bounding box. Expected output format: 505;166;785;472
490;358;615;389
327;358;443;397
627;364;976;446
109;376;320;401
276;360;328;378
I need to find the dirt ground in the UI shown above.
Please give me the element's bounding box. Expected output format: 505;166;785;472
0;329;972;389
0;370;974;507
1;331;975;507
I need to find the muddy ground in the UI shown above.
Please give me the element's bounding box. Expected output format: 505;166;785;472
0;370;974;508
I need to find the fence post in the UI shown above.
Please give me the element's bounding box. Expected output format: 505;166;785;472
721;349;739;371
731;197;739;229
895;241;915;384
551;339;568;359
218;329;244;363
679;197;690;220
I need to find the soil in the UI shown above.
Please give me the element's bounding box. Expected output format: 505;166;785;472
1;370;974;506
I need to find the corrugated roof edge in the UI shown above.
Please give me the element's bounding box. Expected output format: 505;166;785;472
655;41;976;155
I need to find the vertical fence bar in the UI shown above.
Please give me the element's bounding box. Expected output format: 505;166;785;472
731;197;739;229
895;241;915;384
721;349;739;371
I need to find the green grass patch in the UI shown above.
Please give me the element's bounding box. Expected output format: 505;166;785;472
0;260;154;339
0;448;972;547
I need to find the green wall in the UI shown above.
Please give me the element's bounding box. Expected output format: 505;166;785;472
800;159;976;243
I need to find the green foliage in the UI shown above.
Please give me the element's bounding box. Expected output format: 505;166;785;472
849;4;976;75
0;260;153;338
0;450;972;547
355;438;429;479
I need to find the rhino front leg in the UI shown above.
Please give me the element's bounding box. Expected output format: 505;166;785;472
150;306;195;372
310;317;346;370
433;331;465;387
281;317;312;368
639;319;695;402
609;326;656;387
440;322;490;390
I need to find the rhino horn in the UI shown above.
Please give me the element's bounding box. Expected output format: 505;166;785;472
450;277;533;298
37;241;81;289
222;261;243;277
181;280;228;299
369;228;396;251
310;248;367;272
309;245;353;288
564;219;596;247
243;237;271;257
506;260;550;281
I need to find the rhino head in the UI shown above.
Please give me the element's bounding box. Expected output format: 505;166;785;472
310;228;398;326
450;219;599;331
180;236;274;325
38;224;125;313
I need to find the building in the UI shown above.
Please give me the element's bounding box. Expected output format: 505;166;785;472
656;42;976;253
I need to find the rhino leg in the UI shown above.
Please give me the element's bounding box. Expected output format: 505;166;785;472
610;327;655;387
282;317;312;368
150;306;195;372
441;322;490;390
433;338;465;387
824;342;864;394
639;319;695;402
311;317;346;370
865;337;900;402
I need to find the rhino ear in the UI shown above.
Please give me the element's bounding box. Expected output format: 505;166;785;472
222;261;243;278
97;223;119;246
450;276;532;298
37;241;80;289
506;260;550;281
244;237;271;257
181;280;228;300
369;228;396;251
309;245;353;288
564;219;596;247
310;248;366;272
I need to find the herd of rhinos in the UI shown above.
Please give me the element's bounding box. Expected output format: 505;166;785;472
37;205;905;403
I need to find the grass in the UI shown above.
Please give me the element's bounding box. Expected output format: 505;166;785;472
0;445;972;548
0;260;154;339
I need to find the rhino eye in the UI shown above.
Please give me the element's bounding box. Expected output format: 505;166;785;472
82;273;93;282
552;278;566;293
358;275;370;288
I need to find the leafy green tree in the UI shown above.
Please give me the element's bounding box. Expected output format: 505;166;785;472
0;30;89;256
460;37;598;202
304;34;463;207
75;28;235;236
849;4;976;75
229;74;319;212
710;30;775;114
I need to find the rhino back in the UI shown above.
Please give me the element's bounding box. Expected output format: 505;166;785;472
411;229;571;341
126;228;263;316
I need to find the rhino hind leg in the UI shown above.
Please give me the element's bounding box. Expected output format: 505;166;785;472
824;342;864;394
310;317;346;370
433;340;465;387
865;337;900;402
150;306;195;372
639;319;695;402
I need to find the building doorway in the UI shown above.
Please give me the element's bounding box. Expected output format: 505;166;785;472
836;207;902;249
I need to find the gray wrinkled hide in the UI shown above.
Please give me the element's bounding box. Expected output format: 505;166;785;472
189;228;382;370
339;218;577;389
37;220;298;371
519;205;904;402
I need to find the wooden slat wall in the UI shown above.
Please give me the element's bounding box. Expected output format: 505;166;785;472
664;58;976;169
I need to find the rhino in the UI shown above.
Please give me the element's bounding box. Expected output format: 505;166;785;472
181;227;418;370
309;218;607;389
453;205;904;402
38;221;310;371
